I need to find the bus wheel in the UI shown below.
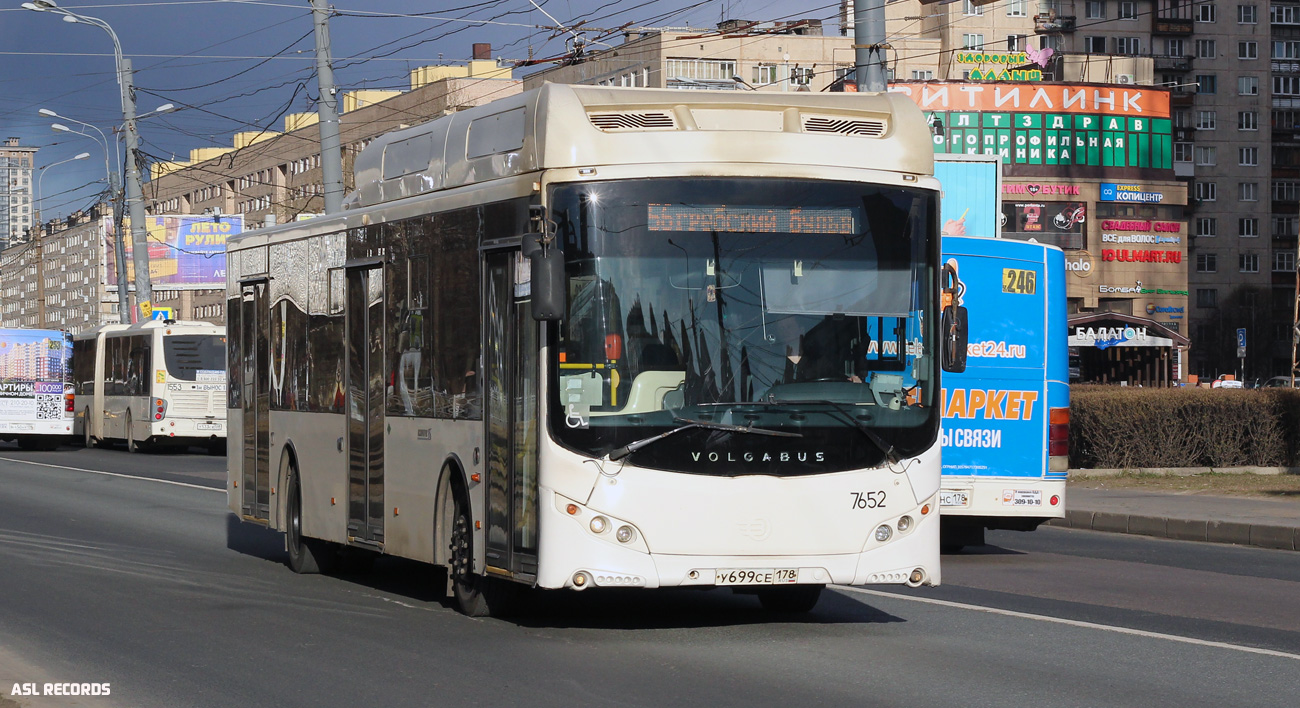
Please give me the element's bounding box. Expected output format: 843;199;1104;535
82;409;96;448
285;461;338;574
449;490;492;617
756;585;823;613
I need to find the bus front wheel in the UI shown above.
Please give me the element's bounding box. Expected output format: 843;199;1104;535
448;489;493;617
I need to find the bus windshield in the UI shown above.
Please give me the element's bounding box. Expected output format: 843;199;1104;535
548;177;938;475
163;335;227;382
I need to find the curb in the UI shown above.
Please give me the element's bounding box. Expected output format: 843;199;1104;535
1068;466;1300;478
1046;510;1299;551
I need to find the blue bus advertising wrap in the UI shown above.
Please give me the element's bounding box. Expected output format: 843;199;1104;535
939;236;1068;545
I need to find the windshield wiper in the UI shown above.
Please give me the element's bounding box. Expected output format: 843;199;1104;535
606;416;801;462
763;397;900;465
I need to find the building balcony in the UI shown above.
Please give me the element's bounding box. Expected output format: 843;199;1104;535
1172;92;1196;108
1272;61;1300;73
1153;54;1193;72
1034;13;1076;33
1274;96;1300;109
1152;18;1194;36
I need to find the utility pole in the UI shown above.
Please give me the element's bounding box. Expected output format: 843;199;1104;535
121;58;153;322
312;0;345;214
110;171;130;323
854;0;887;92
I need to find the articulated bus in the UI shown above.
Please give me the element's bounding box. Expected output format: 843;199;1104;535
227;84;944;616
0;328;74;450
73;320;228;453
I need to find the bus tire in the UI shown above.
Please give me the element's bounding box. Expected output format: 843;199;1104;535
756;585;823;613
125;411;141;453
82;408;97;448
285;459;338;575
448;487;492;617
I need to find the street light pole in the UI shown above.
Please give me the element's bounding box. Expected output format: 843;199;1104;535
35;152;90;327
49;116;131;324
25;0;154;322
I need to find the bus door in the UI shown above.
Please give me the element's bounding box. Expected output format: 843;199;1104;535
345;264;385;545
240;279;271;521
482;249;539;579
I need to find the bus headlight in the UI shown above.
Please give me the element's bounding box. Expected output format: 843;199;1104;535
615;525;636;544
897;515;913;532
589;516;609;534
874;524;893;542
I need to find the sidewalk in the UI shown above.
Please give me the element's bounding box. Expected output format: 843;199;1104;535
1050;487;1300;551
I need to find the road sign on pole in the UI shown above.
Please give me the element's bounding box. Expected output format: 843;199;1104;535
1237;328;1247;349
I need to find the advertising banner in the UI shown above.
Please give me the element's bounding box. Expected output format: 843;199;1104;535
1001;201;1086;249
890;81;1174;180
935;156;1001;239
938;239;1049;478
0;329;72;434
106;214;240;290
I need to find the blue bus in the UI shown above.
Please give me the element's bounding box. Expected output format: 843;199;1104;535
938;236;1069;550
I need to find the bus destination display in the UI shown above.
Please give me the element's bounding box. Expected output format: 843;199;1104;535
647;204;857;234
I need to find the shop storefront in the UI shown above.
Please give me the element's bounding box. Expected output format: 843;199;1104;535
1068;312;1190;386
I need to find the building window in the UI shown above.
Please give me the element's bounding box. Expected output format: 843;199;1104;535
664;58;737;88
1274;75;1300;95
1239;76;1259;95
1195;180;1217;201
1275;5;1300;24
1167;39;1186;56
1197;253;1218;272
1195;75;1216;93
1115;37;1141;55
911;70;934;80
1240;182;1258;201
752;65;778;85
1174;142;1194;162
1274;180;1300;201
1196;39;1217;58
1273;41;1300;59
1086;0;1105;18
1239;253;1259;271
963;0;984;15
1239;4;1257;23
1273;215;1298;236
1173;109;1191;128
1007;35;1024;52
1240;218;1260;237
1197;110;1217;129
1240;146;1259;165
962;33;985;50
1274;251;1296;272
1197;3;1217;22
1239;41;1258;59
1007;0;1027;16
1197;289;1217;308
1119;1;1138;18
1085;36;1107;53
1239;111;1258;130
1198;217;1218;236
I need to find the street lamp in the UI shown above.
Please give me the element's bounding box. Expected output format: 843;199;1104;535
26;0;156;322
36;152;91;224
49;115;131;324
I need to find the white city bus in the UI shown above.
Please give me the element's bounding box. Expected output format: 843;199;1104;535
73;320;227;453
226;84;944;616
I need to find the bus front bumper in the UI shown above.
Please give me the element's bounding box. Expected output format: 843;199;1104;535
535;488;940;591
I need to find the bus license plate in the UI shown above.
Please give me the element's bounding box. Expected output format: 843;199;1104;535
939;490;969;507
197;422;223;431
715;568;797;586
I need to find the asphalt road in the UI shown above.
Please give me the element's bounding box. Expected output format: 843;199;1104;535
1;446;1297;708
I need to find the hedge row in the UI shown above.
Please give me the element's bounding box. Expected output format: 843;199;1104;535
1069;386;1300;469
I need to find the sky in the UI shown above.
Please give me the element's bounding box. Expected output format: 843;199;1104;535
0;0;844;221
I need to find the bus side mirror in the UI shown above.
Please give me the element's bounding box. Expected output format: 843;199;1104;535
523;233;565;321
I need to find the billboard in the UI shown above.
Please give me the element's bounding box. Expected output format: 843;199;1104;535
890;81;1174;180
106;214;239;290
0;329;72;436
935;155;1001;239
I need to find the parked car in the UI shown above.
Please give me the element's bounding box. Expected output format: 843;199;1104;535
1211;376;1244;389
1261;376;1299;389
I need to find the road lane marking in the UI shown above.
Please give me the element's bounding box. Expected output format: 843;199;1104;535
0;456;223;493
840;586;1300;661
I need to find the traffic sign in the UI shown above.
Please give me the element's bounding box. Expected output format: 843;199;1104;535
1236;328;1247;349
151;307;175;321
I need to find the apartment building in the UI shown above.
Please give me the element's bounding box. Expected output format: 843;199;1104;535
1;137;38;250
0;209;116;332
